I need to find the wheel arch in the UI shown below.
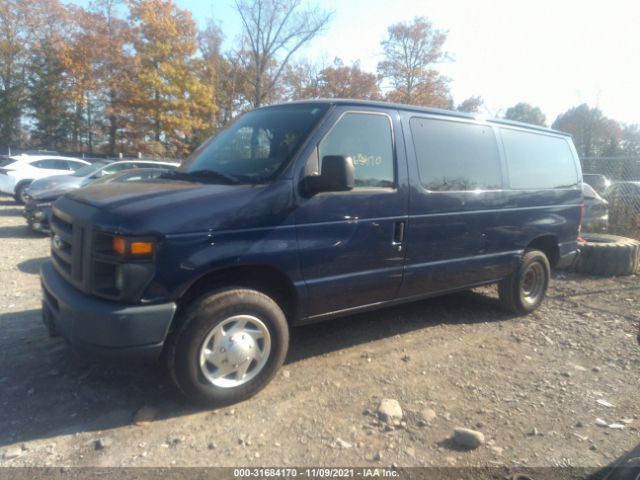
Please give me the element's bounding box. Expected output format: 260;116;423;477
14;178;33;194
175;264;299;328
526;234;560;268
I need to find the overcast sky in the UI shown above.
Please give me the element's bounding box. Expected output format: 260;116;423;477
177;0;639;125
69;0;639;125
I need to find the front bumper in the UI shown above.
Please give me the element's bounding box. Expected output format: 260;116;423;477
24;203;51;232
40;261;176;362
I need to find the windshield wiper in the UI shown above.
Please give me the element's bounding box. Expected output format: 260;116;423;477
161;169;240;184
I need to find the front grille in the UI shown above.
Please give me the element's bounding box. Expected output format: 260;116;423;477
48;204;155;303
50;208;86;289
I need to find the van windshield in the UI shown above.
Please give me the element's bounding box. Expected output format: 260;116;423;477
177;104;329;184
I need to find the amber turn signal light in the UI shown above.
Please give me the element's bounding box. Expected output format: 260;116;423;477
112;236;154;256
130;241;154;255
113;236;126;255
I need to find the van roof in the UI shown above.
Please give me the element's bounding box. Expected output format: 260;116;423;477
266;99;570;137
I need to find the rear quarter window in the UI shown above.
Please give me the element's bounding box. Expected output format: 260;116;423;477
410;117;502;191
501;128;579;189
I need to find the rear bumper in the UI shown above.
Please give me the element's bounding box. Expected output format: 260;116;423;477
40;261;176;362
556;244;579;270
0;175;16;195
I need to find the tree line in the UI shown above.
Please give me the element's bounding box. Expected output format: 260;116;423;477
1;0;638;159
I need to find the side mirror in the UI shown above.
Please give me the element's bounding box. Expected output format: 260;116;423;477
305;155;354;194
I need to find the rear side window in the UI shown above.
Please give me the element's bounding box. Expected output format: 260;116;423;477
501;128;578;189
66;160;87;171
31;160;57;169
50;160;71;170
410;117;502;191
319;112;395;188
103;163;133;174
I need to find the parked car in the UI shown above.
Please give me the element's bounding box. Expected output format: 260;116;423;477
26;159;179;197
582;182;609;231
24;167;174;233
0;155;90;204
583;173;612;195
603;181;640;212
40;100;582;406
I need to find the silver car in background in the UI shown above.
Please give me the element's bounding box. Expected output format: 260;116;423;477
24;167;176;233
26;159;179;197
582;182;609;232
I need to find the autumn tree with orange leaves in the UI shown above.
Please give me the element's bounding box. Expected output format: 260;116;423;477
284;58;380;101
4;1;638;160
128;0;214;157
25;0;77;150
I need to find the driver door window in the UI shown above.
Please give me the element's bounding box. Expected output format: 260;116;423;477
318;112;395;188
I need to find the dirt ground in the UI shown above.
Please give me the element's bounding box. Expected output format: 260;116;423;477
0;196;639;471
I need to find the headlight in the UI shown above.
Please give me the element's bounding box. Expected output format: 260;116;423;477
111;263;155;299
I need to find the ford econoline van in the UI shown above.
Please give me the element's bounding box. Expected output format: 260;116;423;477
40;100;582;405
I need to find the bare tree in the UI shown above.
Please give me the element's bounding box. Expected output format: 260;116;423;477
378;16;450;107
235;0;332;107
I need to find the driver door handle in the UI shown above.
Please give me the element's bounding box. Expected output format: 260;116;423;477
392;221;405;251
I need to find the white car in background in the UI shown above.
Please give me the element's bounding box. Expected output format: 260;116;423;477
0;155;90;204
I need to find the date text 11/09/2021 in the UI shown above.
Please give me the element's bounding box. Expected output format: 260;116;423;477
233;468;400;477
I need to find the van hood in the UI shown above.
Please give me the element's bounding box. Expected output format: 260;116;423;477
58;179;295;235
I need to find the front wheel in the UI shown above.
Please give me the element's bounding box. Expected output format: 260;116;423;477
498;249;550;315
14;181;31;205
166;288;289;406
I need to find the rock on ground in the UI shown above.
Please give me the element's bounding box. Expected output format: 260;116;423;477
378;398;403;423
453;428;485;449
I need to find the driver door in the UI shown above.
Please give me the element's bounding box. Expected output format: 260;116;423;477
295;108;408;319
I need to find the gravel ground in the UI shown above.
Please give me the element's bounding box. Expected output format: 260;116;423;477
0;197;639;470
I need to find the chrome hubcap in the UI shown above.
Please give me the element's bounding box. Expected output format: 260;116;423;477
199;315;271;388
521;262;545;305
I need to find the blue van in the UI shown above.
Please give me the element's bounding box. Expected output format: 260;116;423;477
40;100;582;405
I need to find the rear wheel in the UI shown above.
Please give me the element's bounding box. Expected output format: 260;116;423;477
166;288;289;406
498;249;550;315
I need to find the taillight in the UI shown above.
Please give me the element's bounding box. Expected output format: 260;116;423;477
578;204;585;233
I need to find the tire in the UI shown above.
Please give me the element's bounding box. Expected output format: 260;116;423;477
571;233;640;276
498;249;551;315
166;288;289;406
14;181;31;205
